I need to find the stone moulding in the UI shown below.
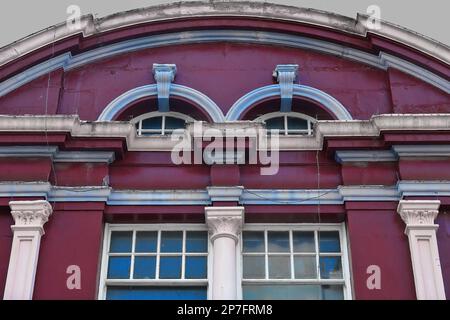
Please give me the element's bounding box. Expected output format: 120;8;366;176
0;1;448;67
0;114;448;151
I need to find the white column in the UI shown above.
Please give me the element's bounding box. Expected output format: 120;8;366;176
3;200;53;300
205;206;244;300
397;200;446;300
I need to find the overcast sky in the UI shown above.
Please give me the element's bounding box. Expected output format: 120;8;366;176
0;0;449;48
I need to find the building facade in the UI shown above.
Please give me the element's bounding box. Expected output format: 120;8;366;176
0;2;449;300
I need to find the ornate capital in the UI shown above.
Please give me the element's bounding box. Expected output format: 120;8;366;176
152;63;177;112
273;64;298;112
9;200;53;230
397;200;440;226
205;207;244;242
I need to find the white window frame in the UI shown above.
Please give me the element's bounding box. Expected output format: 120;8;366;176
238;223;352;300
98;223;211;300
255;112;316;135
131;111;195;136
98;223;352;300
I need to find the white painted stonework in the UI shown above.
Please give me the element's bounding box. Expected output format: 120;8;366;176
397;200;446;300
3;200;53;300
205;206;244;300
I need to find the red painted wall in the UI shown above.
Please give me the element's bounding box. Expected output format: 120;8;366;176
0;207;13;297
436;212;450;298
33;209;104;299
346;205;416;299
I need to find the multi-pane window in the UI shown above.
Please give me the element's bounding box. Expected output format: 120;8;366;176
255;112;315;135
101;225;209;300
241;225;349;300
132;111;194;136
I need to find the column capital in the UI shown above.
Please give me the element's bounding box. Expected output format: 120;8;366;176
205;206;244;242
397;200;440;227
9;200;53;233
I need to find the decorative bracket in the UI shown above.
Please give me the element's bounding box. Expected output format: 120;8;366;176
273;64;298;112
152;64;177;112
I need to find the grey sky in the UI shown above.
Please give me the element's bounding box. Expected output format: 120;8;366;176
0;0;449;48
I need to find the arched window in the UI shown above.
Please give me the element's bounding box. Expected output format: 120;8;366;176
255;112;315;135
131;112;194;136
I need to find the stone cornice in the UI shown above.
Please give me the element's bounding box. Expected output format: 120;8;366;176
0;114;449;151
1;180;450;205
0;1;447;68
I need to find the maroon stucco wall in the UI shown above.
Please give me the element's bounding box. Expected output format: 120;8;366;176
32;208;103;299
346;204;416;299
436;212;450;298
0;208;13;297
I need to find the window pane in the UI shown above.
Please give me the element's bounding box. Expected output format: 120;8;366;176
141;117;162;130
133;256;156;279
319;256;343;279
186;231;207;253
268;255;291;279
106;286;207;300
243;255;265;279
319;231;341;253
160;231;183;253
135;231;157;253
107;256;131;279
243;284;320;300
243;231;264;253
110;231;133;253
268;231;290;252
185;256;207;279
165;116;186;130
265;117;284;131
322;285;344;300
292;231;315;252
294;256;317;279
287;117;308;130
159;256;182;279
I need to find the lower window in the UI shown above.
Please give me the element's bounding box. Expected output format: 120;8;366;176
241;224;350;300
100;224;209;300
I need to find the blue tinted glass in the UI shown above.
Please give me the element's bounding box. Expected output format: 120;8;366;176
159;256;182;279
322;285;344;300
287;117;308;130
268;231;290;252
135;231;157;253
185;256;207;279
294;256;317;279
110;231;133;253
165;116;186;130
107;256;131;279
160;231;183;253
243;231;264;253
268;256;291;279
293;231;315;252
106;286;207;300
319;231;341;253
142;117;162;130
319;256;343;279
186;231;208;253
133;257;156;279
265;117;284;130
243;284;320;300
243;255;265;279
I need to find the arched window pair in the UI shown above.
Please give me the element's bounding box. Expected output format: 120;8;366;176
132;111;315;136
